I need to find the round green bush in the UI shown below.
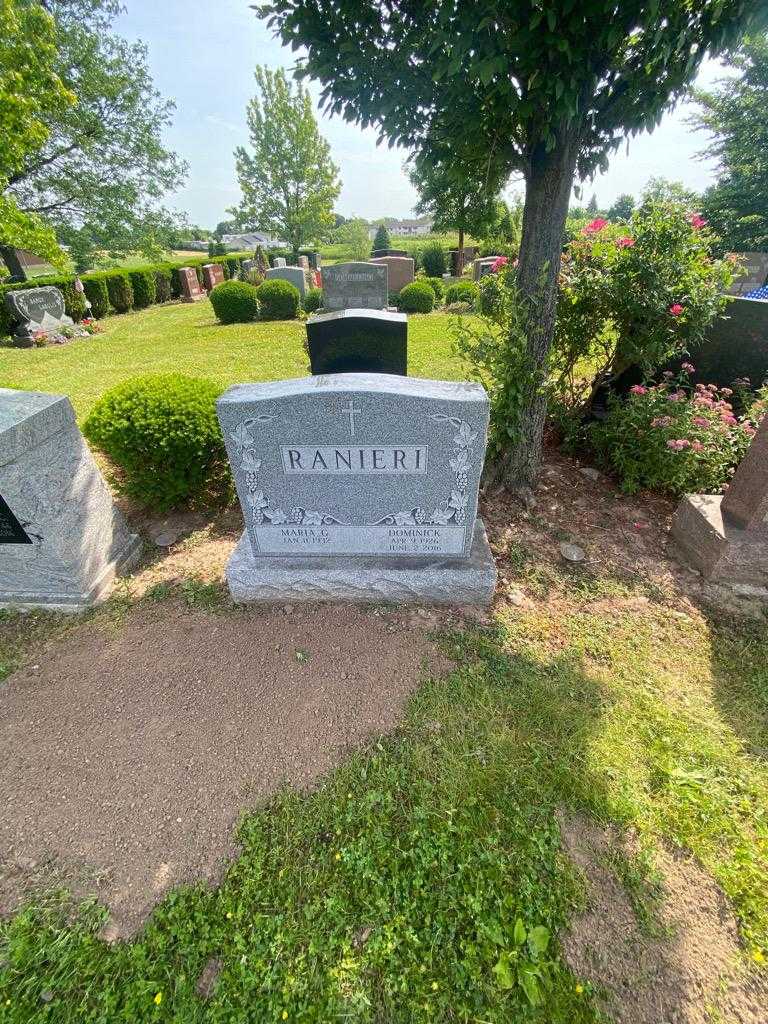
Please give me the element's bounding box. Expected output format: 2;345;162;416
397;281;435;314
209;279;260;324
83;374;229;512
104;271;134;313
129;269;157;309
303;287;323;313
419;240;447;278
82;276;109;318
256;278;300;320
445;281;479;306
422;277;445;303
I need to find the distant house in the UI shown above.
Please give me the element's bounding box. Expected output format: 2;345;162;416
389;219;433;237
222;232;284;251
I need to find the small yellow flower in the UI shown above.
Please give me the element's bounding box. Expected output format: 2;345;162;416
752;949;765;964
334;852;341;861
431;981;438;991
281;1012;288;1021
226;911;233;920
154;992;163;1005
575;983;584;995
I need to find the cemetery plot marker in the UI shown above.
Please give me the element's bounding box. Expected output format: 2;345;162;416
217;373;496;603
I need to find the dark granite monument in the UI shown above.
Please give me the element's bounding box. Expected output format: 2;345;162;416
371;248;408;259
307;309;407;375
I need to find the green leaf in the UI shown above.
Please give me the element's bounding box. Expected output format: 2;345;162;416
513;917;527;945
492;952;515;990
518;963;543;1006
528;925;550;955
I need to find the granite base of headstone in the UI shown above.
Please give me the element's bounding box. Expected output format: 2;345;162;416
0;389;141;610
4;286;75;343
217;374;497;605
306;309;407;375
671;415;768;588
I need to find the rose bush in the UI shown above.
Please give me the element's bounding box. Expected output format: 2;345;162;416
589;366;764;495
552;200;736;408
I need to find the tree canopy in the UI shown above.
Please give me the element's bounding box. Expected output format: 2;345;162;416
3;0;186;263
0;0;74;268
408;157;501;256
230;65;340;255
257;0;765;487
692;32;768;251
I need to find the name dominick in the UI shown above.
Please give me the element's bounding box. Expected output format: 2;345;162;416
281;445;427;474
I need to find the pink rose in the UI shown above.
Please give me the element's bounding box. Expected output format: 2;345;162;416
616;237;635;248
688;213;708;229
669;303;684;316
491;256;509;273
630;384;647;395
583;218;609;235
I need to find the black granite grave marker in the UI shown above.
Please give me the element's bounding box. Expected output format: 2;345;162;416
306;309;407;375
0;493;32;544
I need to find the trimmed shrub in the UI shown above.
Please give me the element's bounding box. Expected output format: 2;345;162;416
83;374;230;511
82;277;110;318
154;267;172;304
445;281;479;306
303;287;323;313
223;256;240;280
104;271;134;313
129;268;157;309
256;278;300;320
209;280;260;324
420;241;447;278
397;281;435;314
422;277;445;303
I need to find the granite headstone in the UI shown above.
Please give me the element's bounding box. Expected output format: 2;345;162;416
0;389;141;609
306;309;407;375
217;374;496;603
322;262;388;311
369;256;415;293
310;252;322;270
474;257;501;281
202;263;225;291
371;249;408;259
179;267;206;302
726;253;768;296
4;286;74;341
266;265;307;298
274;257;287;268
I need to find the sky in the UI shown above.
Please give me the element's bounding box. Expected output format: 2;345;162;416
116;0;730;230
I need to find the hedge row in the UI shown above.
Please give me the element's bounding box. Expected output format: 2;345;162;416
0;251;258;337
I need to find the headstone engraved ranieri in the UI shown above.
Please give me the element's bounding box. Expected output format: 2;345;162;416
217;374;497;603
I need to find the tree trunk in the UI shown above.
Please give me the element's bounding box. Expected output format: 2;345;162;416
0;245;28;282
457;225;465;276
495;141;578;490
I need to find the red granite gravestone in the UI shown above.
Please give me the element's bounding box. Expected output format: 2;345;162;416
369;256;415;293
671;415;768;584
179;267;206;303
202;264;225;291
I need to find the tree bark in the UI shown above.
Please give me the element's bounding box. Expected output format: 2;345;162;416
495;140;578;490
457;225;465;276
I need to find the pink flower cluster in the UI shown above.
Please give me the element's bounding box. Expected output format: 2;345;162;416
669;303;684;316
616;236;635;248
687;213;708;230
491;256;509;273
583;218;609;235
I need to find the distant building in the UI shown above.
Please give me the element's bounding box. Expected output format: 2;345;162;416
389;219;433;237
222;231;284;250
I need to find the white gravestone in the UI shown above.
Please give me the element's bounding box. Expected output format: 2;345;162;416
217;374;497;604
0;389;141;609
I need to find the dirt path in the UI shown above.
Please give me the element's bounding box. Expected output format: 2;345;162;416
0;601;450;937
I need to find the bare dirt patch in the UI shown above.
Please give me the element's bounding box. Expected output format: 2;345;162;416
0;601;451;937
558;810;768;1024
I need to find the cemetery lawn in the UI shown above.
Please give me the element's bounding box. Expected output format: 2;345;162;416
1;464;768;1023
0;301;467;420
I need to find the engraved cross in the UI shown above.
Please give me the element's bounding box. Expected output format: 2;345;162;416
342;398;361;437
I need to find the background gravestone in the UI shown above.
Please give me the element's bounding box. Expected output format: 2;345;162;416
371;249;408;259
217;373;496;604
4;286;74;342
0;388;141;609
273;257;287;268
473;257;501;281
369;256;415;293
725;253;768;296
671;414;768;586
322;262;388;311
310;252;322;270
266;266;307;298
202;264;225;291
179;267;206;302
306;309;407;375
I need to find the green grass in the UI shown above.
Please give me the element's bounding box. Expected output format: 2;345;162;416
1;574;766;1022
0;302;468;421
